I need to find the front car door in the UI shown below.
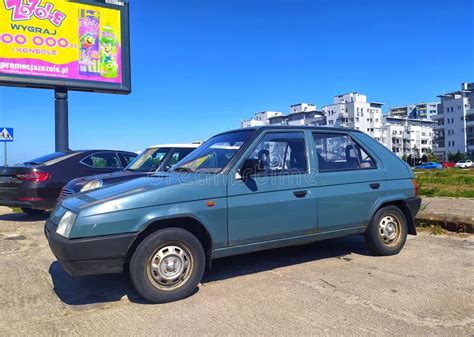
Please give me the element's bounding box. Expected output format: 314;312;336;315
227;131;317;246
311;131;386;233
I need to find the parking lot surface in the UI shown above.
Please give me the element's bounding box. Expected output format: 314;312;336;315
0;206;473;336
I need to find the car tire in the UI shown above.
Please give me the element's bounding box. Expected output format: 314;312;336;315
365;206;407;256
129;228;205;303
21;208;47;215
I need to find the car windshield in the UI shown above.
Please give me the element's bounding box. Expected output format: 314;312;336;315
125;147;170;172
172;130;255;173
20;152;78;166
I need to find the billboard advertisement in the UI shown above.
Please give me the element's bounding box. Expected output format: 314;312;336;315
0;0;131;94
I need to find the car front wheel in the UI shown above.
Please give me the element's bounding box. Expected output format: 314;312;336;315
365;206;407;256
129;228;205;303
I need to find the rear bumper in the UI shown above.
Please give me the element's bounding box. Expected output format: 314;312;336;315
45;219;137;276
0;198;56;210
406;197;421;218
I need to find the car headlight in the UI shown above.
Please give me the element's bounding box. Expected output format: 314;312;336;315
56;210;77;238
80;180;103;192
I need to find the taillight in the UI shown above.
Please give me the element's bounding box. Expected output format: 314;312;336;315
413;179;419;196
17;172;50;182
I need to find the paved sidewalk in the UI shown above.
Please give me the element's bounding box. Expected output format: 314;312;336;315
417;197;474;233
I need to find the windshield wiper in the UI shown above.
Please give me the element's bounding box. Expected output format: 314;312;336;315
24;162;40;165
173;167;194;173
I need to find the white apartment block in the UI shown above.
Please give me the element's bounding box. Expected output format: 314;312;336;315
390;102;439;120
241;111;283;128
433;82;474;160
322;92;384;142
241;103;325;128
382;117;435;158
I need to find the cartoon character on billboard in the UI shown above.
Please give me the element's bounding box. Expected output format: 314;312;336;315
100;26;118;78
78;9;101;75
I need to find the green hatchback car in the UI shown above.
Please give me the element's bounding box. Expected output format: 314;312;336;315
45;126;421;303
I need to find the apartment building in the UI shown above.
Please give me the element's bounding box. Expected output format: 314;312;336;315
241;103;325;128
241;111;283;128
322;92;384;142
433;82;474;160
389;102;439;120
382;117;435;158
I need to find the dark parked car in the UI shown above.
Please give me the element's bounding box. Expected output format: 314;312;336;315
59;143;201;199
0;150;137;214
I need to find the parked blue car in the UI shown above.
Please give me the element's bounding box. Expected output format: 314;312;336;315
415;162;442;170
45;126;421;303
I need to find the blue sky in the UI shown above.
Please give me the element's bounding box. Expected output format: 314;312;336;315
0;0;473;164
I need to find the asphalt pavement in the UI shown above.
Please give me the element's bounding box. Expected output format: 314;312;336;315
0;206;472;336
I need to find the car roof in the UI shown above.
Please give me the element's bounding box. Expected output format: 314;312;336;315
147;143;202;149
214;125;364;137
73;149;137;153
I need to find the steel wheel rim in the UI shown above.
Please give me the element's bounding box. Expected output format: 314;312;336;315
378;214;401;246
147;243;194;291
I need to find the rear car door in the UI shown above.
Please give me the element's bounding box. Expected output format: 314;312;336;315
117;152;138;167
80;151;123;175
227;131;317;246
312;131;386;232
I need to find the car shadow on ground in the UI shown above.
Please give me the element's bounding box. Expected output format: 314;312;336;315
0;212;50;222
49;235;371;306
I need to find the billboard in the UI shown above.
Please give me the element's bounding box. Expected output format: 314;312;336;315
0;0;131;94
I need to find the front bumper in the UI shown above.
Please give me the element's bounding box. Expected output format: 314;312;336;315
45;219;138;276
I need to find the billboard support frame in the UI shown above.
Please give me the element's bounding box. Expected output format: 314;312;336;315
54;88;69;152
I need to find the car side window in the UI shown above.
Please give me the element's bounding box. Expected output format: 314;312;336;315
81;152;121;169
118;152;137;167
165;148;195;170
313;133;376;172
246;132;308;175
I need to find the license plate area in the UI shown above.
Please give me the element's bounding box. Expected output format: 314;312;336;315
0;177;13;184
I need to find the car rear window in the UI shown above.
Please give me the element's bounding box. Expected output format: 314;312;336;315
21;152;79;166
313;133;376;171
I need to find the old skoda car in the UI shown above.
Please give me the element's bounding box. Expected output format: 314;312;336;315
45;126;421;303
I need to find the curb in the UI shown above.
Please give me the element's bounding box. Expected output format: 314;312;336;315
415;214;474;234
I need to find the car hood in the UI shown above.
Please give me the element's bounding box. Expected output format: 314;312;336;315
69;170;145;185
62;173;227;216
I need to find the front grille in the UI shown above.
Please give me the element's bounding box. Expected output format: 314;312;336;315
58;187;75;201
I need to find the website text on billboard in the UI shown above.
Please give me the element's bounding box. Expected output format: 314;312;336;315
0;0;130;94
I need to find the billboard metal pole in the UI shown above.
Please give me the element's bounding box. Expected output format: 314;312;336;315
54;88;69;152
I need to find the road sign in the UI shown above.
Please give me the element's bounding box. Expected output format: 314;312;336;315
0;128;13;142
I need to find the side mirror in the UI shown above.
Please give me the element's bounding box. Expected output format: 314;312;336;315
239;158;263;179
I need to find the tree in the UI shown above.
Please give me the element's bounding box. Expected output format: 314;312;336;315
448;151;467;162
425;149;438;162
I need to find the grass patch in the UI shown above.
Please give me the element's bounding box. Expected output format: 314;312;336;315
414;169;474;198
416;221;446;235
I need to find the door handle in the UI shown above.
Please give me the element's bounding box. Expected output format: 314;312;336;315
369;183;380;190
293;190;307;198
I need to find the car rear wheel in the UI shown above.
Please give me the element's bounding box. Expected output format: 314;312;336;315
20;208;47;215
129;228;205;303
365;206;407;256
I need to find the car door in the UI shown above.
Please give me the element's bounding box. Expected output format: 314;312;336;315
80;151;123;175
117;152;138;168
311;131;386;232
160;148;196;171
227;131;317;246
